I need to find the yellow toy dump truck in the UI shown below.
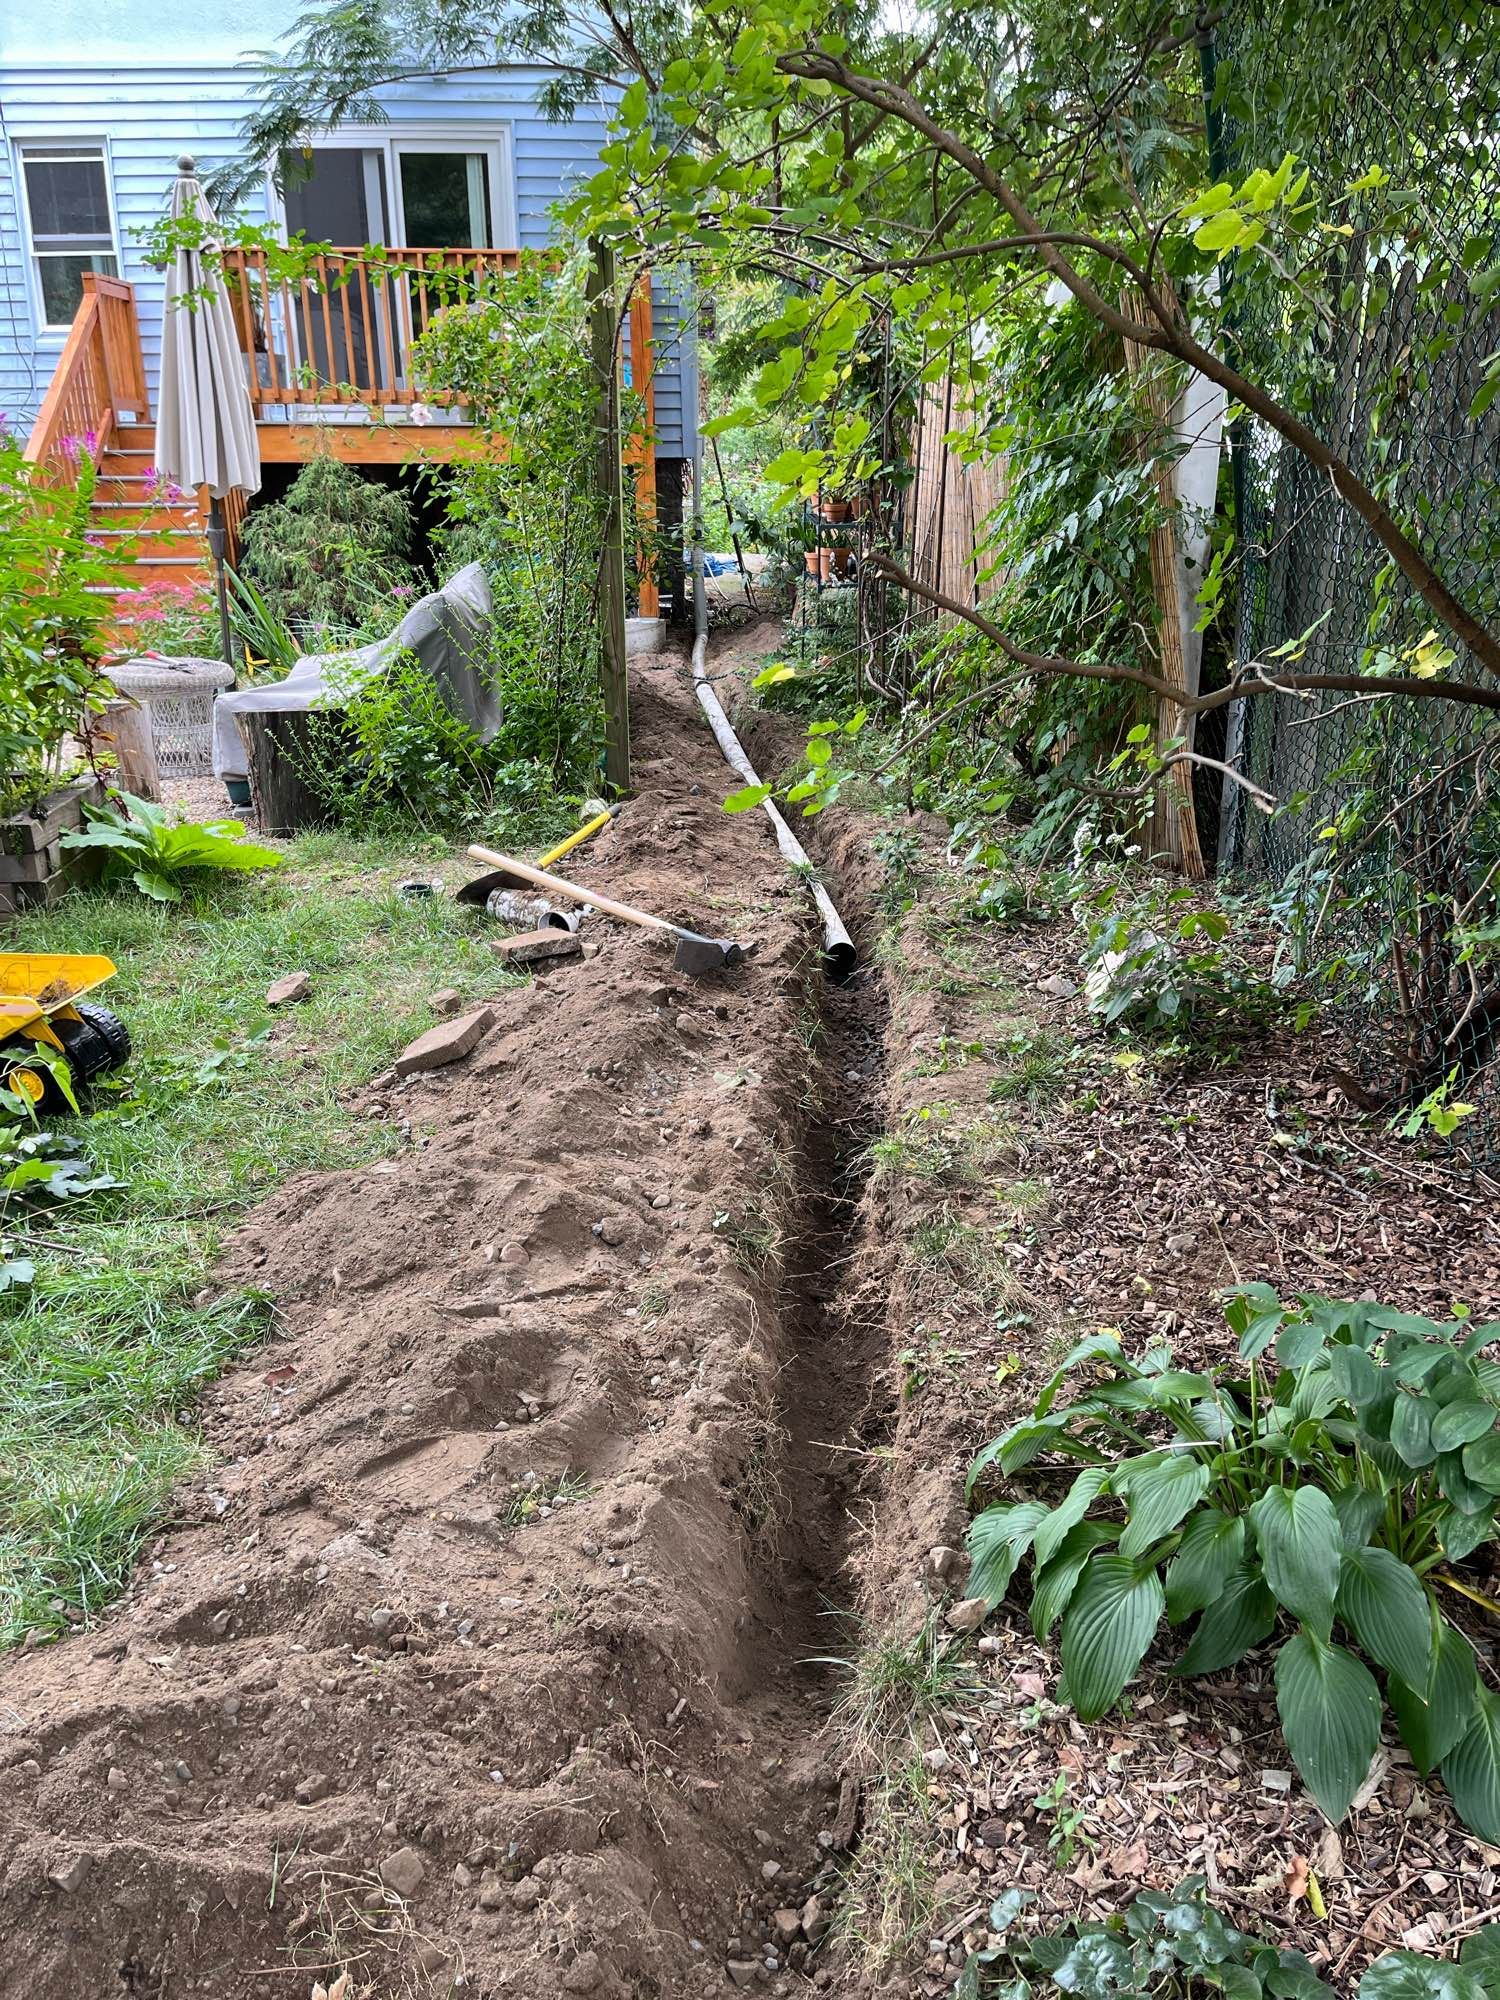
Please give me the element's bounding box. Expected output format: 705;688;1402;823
0;953;131;1112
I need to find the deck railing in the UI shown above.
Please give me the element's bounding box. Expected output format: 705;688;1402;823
23;274;148;480
221;245;522;414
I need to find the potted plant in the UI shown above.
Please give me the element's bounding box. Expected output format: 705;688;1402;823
0;423;119;909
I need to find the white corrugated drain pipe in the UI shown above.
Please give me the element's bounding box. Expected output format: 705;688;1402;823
689;538;856;981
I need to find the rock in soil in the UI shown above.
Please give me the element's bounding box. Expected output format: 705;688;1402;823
394;1004;495;1076
265;971;312;1007
378;1846;426;1897
47;1854;91;1894
944;1595;989;1632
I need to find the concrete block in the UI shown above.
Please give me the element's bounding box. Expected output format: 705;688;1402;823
625;616;666;657
490;929;583;968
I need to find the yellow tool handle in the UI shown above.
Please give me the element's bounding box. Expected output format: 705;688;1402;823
538;807;613;870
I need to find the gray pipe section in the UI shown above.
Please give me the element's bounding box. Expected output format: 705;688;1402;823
689;625;857;982
687;443;855;977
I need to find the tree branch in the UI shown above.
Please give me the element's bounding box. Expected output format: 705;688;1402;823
869;554;1500;714
780;47;1500;683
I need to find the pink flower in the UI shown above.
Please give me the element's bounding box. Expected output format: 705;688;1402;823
391;584;413;598
143;465;185;503
409;402;433;427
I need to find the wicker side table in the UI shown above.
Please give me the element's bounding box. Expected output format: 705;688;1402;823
104;657;236;780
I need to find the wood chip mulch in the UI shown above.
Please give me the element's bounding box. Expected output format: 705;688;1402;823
852;833;1500;1995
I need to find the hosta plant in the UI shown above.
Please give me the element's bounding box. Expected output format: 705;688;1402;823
958;1877;1500;2000
965;1289;1500;1835
61;793;282;902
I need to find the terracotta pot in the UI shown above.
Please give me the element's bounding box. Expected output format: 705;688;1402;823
820;499;854;523
804;550;821;576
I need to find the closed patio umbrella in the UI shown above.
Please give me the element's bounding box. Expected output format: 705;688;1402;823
154;154;261;667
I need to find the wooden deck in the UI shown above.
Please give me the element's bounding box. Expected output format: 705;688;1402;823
253;421;499;463
222;245;521;418
25;257;659;612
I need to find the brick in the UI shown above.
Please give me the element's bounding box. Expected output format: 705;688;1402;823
427;986;464;1015
394;1006;495;1077
489;928;582;968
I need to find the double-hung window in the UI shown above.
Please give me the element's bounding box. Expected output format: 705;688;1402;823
17;143;120;332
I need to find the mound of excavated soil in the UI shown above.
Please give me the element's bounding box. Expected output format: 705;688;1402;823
0;638;876;2000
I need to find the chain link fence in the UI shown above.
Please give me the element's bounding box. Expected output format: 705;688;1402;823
1215;0;1500;1157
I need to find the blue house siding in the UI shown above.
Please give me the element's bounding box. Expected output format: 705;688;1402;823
0;61;696;456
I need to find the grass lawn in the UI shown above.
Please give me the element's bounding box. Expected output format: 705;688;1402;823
0;831;514;1649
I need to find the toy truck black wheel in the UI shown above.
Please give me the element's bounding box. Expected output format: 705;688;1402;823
54;1003;132;1086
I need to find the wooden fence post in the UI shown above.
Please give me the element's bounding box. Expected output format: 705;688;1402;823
626;275;660;618
1121;285;1206;880
589;240;631;794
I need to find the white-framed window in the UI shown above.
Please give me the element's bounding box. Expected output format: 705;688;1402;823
16;141;121;333
272;127;518;251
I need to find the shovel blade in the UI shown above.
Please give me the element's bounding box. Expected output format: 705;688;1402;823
457;868;529;906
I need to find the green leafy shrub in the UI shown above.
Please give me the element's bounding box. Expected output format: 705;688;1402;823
0;424;120;814
959;1877;1500;2000
294;650;510;837
1078;882;1283;1048
414;253;606;797
238;454;415;641
61;793;282;903
965;1289;1500;1835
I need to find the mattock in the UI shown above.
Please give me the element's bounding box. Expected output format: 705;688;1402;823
464;846;751;976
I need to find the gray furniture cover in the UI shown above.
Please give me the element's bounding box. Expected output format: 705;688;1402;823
212;562;500;778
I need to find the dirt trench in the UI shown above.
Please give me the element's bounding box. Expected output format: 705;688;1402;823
0;626;898;2000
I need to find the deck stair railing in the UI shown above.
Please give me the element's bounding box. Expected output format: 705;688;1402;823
22;273;149;482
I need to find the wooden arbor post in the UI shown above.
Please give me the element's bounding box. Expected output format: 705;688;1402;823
588;240;631;794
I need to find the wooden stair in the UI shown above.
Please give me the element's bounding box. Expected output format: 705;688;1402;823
90;425;216;647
